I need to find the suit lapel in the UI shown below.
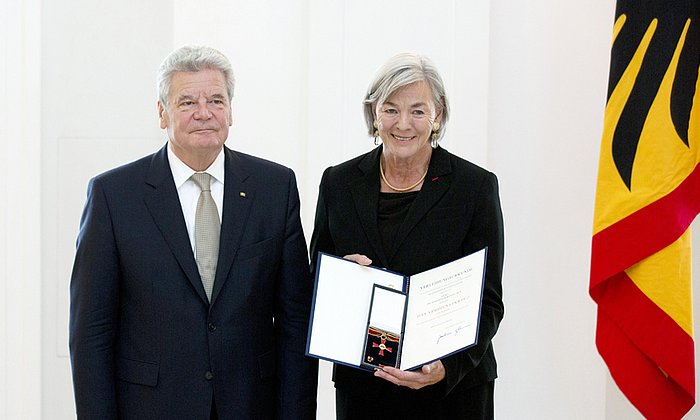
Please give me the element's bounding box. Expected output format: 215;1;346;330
388;146;452;262
143;145;209;303
210;147;253;305
350;147;389;268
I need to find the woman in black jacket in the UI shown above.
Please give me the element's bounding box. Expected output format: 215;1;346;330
310;52;505;419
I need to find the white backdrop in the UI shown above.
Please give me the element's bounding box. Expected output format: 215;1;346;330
2;0;700;418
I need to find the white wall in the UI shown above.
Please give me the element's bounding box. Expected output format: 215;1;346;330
1;0;42;419
1;0;698;418
488;0;610;417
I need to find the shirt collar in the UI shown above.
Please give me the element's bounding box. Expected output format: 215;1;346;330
167;144;225;188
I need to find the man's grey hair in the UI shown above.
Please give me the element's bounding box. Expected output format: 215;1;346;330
157;45;235;106
363;53;450;142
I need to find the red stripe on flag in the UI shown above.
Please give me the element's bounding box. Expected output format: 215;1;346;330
594;271;694;419
591;163;700;287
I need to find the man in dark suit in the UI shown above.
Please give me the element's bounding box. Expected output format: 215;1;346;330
69;45;318;419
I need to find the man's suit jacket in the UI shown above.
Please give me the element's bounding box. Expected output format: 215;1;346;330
69;144;318;419
309;145;504;416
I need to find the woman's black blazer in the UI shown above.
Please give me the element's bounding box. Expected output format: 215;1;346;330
309;145;505;405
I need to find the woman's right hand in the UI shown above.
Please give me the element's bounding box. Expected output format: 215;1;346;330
343;254;372;266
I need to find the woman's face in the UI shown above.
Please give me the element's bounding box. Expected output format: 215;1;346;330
375;80;441;163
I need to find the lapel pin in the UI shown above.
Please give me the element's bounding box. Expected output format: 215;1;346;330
431;177;439;181
239;192;247;198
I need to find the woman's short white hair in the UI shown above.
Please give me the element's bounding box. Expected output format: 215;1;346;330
157;45;235;106
363;53;450;142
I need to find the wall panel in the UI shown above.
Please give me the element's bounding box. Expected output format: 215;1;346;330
41;0;174;417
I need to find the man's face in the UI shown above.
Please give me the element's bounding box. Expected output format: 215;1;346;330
158;69;232;166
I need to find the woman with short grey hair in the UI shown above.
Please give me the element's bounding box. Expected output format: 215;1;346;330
363;52;450;144
310;52;504;419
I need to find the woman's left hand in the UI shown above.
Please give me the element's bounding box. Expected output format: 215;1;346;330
374;360;445;390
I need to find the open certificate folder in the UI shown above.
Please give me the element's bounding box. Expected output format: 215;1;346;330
306;248;487;371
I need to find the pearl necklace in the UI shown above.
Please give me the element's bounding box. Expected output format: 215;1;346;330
380;160;428;192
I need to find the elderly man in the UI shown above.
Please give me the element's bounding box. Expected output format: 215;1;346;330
69;45;318;419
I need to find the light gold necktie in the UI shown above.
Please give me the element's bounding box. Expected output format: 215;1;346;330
191;172;220;301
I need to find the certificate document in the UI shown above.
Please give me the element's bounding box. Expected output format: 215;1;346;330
306;248;487;371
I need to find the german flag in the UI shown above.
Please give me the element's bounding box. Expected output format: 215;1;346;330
590;1;700;418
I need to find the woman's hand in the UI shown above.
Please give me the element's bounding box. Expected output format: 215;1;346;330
374;360;445;390
344;254;445;390
343;254;372;266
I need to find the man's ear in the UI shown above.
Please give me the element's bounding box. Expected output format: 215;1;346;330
158;101;168;129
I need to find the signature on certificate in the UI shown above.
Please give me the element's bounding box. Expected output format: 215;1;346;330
436;324;471;344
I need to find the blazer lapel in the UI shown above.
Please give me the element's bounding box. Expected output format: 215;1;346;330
350;147;389;268
143;144;209;303
210;147;253;305
388;146;452;263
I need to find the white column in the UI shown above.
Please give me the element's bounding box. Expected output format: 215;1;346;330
0;0;43;418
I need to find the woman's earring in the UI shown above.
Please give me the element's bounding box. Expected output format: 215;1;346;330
431;122;440;147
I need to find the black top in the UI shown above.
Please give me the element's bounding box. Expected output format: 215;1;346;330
378;191;418;257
